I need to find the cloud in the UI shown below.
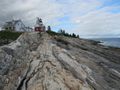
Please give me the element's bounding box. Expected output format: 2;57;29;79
0;0;120;38
70;5;120;38
0;0;63;26
56;0;120;38
60;0;102;16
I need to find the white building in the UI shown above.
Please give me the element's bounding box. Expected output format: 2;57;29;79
2;20;32;32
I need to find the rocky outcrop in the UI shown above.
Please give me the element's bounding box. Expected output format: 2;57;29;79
0;32;120;90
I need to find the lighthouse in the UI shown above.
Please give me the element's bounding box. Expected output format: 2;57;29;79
34;18;46;32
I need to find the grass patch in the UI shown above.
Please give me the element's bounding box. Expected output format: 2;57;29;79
0;31;22;45
0;31;22;40
46;30;59;36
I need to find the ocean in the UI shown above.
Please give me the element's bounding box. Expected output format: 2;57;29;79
91;38;120;48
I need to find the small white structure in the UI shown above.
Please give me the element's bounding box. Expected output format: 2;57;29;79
34;18;46;32
2;20;32;32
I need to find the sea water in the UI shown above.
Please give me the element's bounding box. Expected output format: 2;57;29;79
91;38;120;48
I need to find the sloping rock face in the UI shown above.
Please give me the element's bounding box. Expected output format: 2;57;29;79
0;32;120;90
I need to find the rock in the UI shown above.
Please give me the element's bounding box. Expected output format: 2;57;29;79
0;32;120;90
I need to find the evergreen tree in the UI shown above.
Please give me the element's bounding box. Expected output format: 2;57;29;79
72;33;76;38
47;26;51;31
77;35;79;38
58;29;65;35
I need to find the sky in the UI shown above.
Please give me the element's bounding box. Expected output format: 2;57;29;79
0;0;120;38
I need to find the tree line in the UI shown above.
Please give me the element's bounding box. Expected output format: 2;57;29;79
47;26;80;38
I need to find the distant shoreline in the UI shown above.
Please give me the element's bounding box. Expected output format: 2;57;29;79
90;38;120;48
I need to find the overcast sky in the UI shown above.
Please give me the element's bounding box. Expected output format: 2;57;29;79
0;0;120;38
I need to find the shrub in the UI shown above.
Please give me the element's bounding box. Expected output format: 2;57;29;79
0;31;22;40
0;31;22;45
46;30;59;36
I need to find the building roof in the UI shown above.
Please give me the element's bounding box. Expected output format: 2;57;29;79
6;20;23;26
